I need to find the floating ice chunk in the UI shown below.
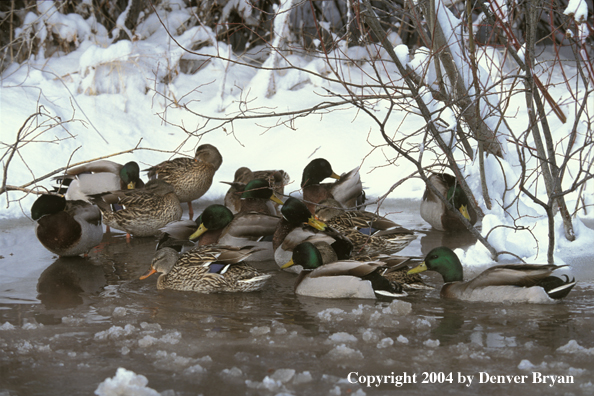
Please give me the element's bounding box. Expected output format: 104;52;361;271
568;367;586;376
377;337;394;349
23;322;42;330
423;339;440;348
138;335;158;348
184;364;205;375
350;305;364;316
416;318;432;328
326;344;364;361
95;367;159;396
557;340;594;355
271;368;295;383
161;331;181;344
328;332;357;343
329;385;341;395
94;325;138;341
382;300;412;316
397;335;409;344
197;356;212;364
250;326;271;336
293;371;313;384
62;316;84;326
140;322;162;332
0;322;15;330
121;346;130;356
221;367;243;377
113;307;127;317
517;359;535;370
317;308;346;322
260;375;282;391
361;328;379;343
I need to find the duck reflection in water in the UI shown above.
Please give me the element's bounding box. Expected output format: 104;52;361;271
37;256;107;309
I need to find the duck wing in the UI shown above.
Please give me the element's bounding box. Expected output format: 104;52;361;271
465;264;564;288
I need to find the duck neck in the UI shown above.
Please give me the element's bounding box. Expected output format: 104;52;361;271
273;218;294;250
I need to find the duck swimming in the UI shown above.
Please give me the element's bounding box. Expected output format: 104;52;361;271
408;246;576;303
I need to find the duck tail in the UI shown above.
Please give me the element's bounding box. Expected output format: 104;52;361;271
539;275;577;300
362;271;408;298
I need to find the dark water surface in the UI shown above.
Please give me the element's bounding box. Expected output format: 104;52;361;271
1;200;593;395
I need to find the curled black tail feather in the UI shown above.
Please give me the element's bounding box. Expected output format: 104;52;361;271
539;275;576;300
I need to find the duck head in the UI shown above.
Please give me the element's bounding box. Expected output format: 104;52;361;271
281;197;327;230
301;158;340;187
408;246;464;283
281;242;324;270
189;204;234;241
31;194;66;220
241;178;284;205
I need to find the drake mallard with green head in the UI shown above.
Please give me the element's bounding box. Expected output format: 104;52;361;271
315;198;416;259
55;160;144;201
420;173;477;232
31;194;103;257
273;197;352;272
140;245;272;293
408;246;576;303
160;198;280;260
281;242;406;299
146;144;223;220
223;168;289;215
301;158;365;214
90;179;182;238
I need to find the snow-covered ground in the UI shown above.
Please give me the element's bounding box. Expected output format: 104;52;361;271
2;1;592;269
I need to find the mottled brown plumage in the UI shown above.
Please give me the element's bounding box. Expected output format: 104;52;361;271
315;199;416;259
90;179;182;237
223;167;289;215
147;144;223;219
141;246;272;293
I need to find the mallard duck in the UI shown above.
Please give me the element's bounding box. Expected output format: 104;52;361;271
140;245;272;292
160;191;281;261
281;242;406;299
315;198;416;259
146;144;223;220
380;256;433;290
408;246;577;303
300;158;365;214
90;179;182;238
273;197;352;272
420;173;477;231
56;160;144;201
223;167;289;215
232;178;285;215
31;194;103;257
164;180;283;244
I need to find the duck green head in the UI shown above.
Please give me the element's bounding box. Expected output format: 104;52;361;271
281;242;324;270
241;179;284;205
408;246;463;283
446;181;471;221
189;204;234;241
301;158;340;187
281;197;327;230
120;161;142;189
31;194;66;221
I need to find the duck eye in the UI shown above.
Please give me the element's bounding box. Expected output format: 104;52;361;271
430;255;438;259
